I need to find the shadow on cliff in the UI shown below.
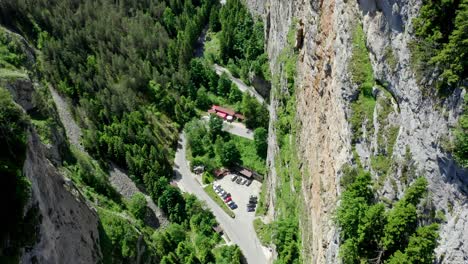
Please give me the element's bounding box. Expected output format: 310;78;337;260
358;0;404;33
437;156;468;197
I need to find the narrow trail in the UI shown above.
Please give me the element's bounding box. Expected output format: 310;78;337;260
49;85;168;228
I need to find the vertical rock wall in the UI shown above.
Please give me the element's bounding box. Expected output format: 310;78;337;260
247;0;467;262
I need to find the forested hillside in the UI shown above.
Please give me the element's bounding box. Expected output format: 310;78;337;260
0;0;255;263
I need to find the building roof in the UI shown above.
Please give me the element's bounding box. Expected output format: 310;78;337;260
214;169;228;177
212;105;236;116
238;168;253;178
216;112;227;119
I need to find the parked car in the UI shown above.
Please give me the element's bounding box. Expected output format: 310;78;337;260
247;207;255;212
227;200;234;206
249;198;258;204
247;203;256;208
222;192;231;199
229;203;238;209
231;175;238;181
213;184;220;190
236;178;242;184
218;190;226;196
246;179;252;186
224;197;232;203
241;178;247;185
215;188;222;194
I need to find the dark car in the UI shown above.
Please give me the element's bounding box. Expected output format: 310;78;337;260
249;199;258;204
247;203;256;208
247;207;255;212
229;203;238;209
246;179;252;186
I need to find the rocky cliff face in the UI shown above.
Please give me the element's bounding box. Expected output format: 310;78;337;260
1;27;102;264
5;76;102;264
21;130;102;264
247;0;467;263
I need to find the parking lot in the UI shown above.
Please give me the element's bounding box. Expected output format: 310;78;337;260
214;173;262;221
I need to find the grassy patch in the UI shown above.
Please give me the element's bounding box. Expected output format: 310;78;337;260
255;178;268;216
31;119;52;145
371;155;392;176
204;32;221;63
253;218;273;245
384;46;397;72
349;23;377;143
350;94;376;142
0;68;28;80
204;184;235;218
231;135;266;175
206;91;242;112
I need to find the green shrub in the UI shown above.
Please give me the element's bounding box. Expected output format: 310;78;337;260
336;172;438;263
128;193;147;221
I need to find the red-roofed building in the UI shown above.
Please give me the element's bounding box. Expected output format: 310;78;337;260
210;105;244;121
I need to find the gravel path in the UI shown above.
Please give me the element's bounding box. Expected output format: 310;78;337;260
49;86;84;152
213;64;267;105
109;164;168;228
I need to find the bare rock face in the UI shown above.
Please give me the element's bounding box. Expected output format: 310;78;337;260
359;0;468;262
247;0;467;262
21;131;102;264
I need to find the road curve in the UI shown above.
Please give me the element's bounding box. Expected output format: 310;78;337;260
213;64;266;105
173;133;268;264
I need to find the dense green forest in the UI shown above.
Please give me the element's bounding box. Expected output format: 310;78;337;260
0;0;258;262
204;0;270;84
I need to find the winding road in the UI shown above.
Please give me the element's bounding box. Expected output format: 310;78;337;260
173;133;269;264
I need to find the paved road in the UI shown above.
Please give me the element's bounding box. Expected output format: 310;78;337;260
201;115;254;140
173;133;269;264
214;64;266;105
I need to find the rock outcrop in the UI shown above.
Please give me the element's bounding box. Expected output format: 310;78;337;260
247;0;468;262
21;130;102;264
0;27;102;264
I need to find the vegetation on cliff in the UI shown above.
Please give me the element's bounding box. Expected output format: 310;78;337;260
336;169;439;263
0;88;39;263
412;0;468;91
411;0;468;167
254;24;302;264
